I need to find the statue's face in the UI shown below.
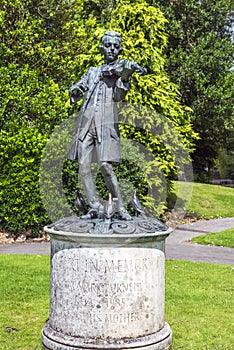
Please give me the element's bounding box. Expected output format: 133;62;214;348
101;36;122;63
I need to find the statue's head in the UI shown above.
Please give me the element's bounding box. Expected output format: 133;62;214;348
100;31;123;63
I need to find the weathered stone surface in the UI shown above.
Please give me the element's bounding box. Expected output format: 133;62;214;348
42;223;172;350
42;322;172;350
49;247;164;338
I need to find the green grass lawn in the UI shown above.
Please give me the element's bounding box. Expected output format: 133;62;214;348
0;255;233;350
166;260;234;350
173;182;234;248
192;228;234;248
174;182;234;219
0;255;50;350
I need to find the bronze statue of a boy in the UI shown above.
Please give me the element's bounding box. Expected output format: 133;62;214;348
68;30;146;220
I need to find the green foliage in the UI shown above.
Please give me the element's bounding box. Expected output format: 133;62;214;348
216;148;234;180
0;0;197;234
110;1;197;144
0;127;48;235
74;0;197;214
0;64;69;134
150;0;234;176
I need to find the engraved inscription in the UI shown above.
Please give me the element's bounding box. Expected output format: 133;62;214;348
50;248;165;338
78;311;142;324
53;255;154;274
56;279;143;294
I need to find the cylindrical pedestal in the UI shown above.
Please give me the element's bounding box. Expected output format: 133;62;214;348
42;217;172;350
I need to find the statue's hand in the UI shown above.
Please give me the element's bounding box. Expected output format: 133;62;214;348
121;61;137;82
121;61;147;82
69;83;88;104
132;61;147;76
69;83;87;96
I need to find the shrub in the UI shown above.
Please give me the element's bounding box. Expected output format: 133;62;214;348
0;127;48;235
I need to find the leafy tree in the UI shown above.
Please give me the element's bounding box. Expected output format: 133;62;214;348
216;149;234;179
0;0;77;233
150;0;234;180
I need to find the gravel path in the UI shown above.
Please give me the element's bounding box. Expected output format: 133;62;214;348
0;217;233;265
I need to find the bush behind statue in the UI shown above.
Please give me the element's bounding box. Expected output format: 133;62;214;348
0;0;197;236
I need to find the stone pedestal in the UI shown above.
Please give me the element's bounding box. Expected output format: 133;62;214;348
42;217;173;350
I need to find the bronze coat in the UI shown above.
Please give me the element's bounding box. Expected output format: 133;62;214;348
68;61;130;163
